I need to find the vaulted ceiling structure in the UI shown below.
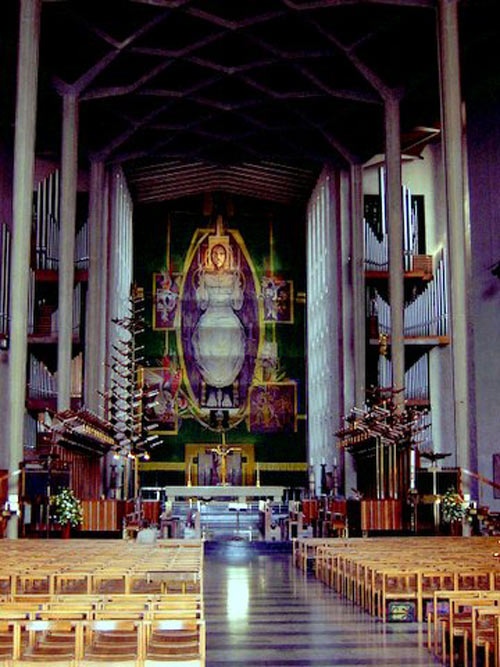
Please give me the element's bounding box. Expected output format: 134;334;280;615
1;0;497;205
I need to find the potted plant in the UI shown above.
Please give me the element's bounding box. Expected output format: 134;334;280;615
51;487;83;537
440;486;468;534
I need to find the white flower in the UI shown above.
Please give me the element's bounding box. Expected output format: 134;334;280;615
441;487;468;523
51;488;83;527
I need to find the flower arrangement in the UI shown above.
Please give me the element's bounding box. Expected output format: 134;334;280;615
51;487;83;527
441;486;468;523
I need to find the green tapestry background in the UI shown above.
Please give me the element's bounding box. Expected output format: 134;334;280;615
133;193;307;489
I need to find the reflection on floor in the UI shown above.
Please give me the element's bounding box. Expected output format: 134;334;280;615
204;541;440;667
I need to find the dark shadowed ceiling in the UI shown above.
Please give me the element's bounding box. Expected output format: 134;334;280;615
1;0;498;205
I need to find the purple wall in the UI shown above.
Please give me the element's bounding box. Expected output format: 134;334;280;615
467;101;500;506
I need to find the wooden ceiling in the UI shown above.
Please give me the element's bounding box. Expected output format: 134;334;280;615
1;0;497;205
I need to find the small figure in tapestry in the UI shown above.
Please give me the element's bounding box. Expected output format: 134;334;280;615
154;272;180;329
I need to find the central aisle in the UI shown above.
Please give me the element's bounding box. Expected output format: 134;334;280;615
204;542;440;667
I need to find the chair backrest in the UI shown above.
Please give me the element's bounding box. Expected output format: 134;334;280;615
151;618;199;631
89;619;140;631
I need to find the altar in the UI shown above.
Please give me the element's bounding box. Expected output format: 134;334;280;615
161;485;285;502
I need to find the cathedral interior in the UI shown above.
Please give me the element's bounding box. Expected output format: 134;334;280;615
0;2;500;666
0;0;498;542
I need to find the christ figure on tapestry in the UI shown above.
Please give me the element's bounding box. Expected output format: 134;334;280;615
191;237;246;409
179;220;260;428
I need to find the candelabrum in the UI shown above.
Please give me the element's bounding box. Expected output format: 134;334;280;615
308;465;316;497
105;285;162;497
332;461;339;497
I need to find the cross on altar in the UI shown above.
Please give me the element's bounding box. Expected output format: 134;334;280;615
210;444;241;486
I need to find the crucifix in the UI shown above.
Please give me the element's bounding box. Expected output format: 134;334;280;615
210;435;241;486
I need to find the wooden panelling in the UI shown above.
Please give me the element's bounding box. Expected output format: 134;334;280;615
361;499;403;531
142;500;160;525
81;500;125;532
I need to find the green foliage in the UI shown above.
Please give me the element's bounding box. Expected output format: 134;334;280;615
441;486;467;523
51;488;83;527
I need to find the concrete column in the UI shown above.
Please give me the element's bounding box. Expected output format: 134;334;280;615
98;172;110;405
350;163;366;408
328;168;344;490
84;160;108;413
342;163;365;497
384;96;405;411
7;0;41;538
438;0;473;469
57;93;79;412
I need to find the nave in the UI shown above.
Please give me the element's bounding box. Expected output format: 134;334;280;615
204;542;439;667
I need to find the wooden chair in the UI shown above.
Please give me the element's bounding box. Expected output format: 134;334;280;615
428;590;500;660
420;568;455;624
160;572;201;595
0;608;42;661
128;574;163;595
0;573;14;598
143;618;205;667
11;595;52;606
79;618;143;665
0;620;18;662
90;571;129;595
98;600;150;615
15;572;51;596
52;571;93;595
471;605;500;667
493;613;500;667
10;618;81;666
150;594;204;620
0;605;40;619
35;608;92;622
92;610;148;623
372;567;420;622
53;595;103;608
442;596;499;667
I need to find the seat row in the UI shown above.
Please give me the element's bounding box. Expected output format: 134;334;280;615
0;540;206;665
426;589;500;667
295;536;500;665
295;536;500;622
1;568;202;597
0;592;204;619
0;539;204;597
0;616;205;666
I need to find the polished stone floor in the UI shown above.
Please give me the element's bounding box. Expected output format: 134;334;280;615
204;542;440;667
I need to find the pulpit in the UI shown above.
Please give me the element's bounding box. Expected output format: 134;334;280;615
360;499;403;533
